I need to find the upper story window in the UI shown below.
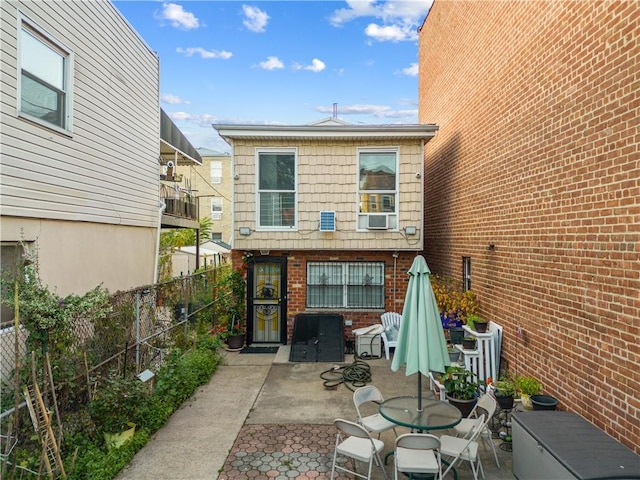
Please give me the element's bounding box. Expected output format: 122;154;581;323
357;149;398;230
210;160;222;184
257;149;296;229
211;197;223;220
19;16;73;132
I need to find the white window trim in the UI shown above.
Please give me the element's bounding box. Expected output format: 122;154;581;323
211;197;223;220
255;147;298;231
17;13;74;134
210;160;222;184
356;147;399;231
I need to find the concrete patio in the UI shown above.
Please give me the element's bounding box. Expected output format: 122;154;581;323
117;347;515;480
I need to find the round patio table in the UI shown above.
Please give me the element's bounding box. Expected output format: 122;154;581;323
380;396;463;479
379;396;462;432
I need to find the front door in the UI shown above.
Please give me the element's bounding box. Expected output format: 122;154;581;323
248;257;287;344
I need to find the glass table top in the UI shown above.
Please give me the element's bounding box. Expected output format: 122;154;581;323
379;396;462;431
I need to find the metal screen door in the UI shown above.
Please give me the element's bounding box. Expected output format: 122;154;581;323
250;259;285;343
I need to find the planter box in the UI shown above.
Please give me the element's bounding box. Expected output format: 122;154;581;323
513;411;640;480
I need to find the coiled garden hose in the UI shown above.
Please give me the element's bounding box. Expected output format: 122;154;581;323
320;359;372;391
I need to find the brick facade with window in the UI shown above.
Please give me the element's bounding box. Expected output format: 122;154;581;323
419;1;639;452
232;249;417;341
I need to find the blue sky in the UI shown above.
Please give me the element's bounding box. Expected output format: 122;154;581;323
114;1;433;152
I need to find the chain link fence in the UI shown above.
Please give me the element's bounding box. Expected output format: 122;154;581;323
0;265;232;468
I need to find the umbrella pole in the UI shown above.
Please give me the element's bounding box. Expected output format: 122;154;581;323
418;374;423;411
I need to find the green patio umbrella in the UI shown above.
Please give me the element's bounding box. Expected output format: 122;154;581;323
391;255;450;410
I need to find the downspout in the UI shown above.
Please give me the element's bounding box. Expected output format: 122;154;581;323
154;200;166;284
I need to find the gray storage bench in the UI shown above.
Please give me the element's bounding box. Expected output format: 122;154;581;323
513;411;640;479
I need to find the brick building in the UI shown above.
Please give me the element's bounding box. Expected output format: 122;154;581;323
418;1;639;452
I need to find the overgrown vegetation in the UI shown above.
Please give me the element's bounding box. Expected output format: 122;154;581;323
0;246;231;479
66;333;222;480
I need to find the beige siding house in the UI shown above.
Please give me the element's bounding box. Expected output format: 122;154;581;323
192;148;233;245
0;0;160;295
214;118;437;346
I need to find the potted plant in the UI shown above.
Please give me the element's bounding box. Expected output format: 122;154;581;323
430;275;478;343
466;314;489;334
213;268;247;350
493;378;516;409
447;344;460;363
516;375;542;410
462;335;477;350
441;365;484;416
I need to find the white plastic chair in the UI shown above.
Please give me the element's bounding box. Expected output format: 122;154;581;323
394;433;443;480
353;385;398;439
330;419;388;480
440;414;485;480
452;393;500;467
380;312;402;360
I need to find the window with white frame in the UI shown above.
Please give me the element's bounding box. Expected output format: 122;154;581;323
210;160;222;183
357;149;398;229
211;197;223;220
19;16;72;131
257;149;296;229
307;262;385;309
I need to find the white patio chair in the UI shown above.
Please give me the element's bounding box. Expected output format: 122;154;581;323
394;433;443;480
330;418;388;480
452;393;500;467
380;312;402;360
353;385;398;439
440;414;485;480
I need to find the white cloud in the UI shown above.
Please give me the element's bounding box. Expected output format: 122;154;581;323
170;111;191;121
293;58;326;73
365;23;415;42
398;62;418;76
315;103;417;120
176;47;233;59
242;5;269;32
161;93;190;105
329;0;432;42
157;3;200;29
259;56;284;70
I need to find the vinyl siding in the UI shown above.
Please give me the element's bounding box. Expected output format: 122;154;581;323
0;0;160;228
232;138;424;251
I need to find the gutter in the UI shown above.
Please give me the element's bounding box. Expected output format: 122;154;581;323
154;200;166;284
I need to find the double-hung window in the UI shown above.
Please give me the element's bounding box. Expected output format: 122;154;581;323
19;16;73;131
307;262;385;309
210;161;222;184
211;197;223;220
357;149;398;230
257;149;296;229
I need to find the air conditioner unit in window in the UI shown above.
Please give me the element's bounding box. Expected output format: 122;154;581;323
367;214;388;230
319;211;336;232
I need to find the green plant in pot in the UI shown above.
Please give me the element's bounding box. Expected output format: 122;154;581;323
462;335;477;350
212;268;247;349
442;365;484;417
466;314;489;334
516;375;542;410
494;379;516;409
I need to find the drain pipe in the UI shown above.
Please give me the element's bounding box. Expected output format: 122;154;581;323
154;200;166;284
392;251;399;308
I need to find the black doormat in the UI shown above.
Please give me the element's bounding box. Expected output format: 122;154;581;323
240;346;280;354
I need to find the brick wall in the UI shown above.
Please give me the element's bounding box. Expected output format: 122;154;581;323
419;1;639;452
232;249;418;342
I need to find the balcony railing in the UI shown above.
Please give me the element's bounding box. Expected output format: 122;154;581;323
161;183;198;222
164;197;198;220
